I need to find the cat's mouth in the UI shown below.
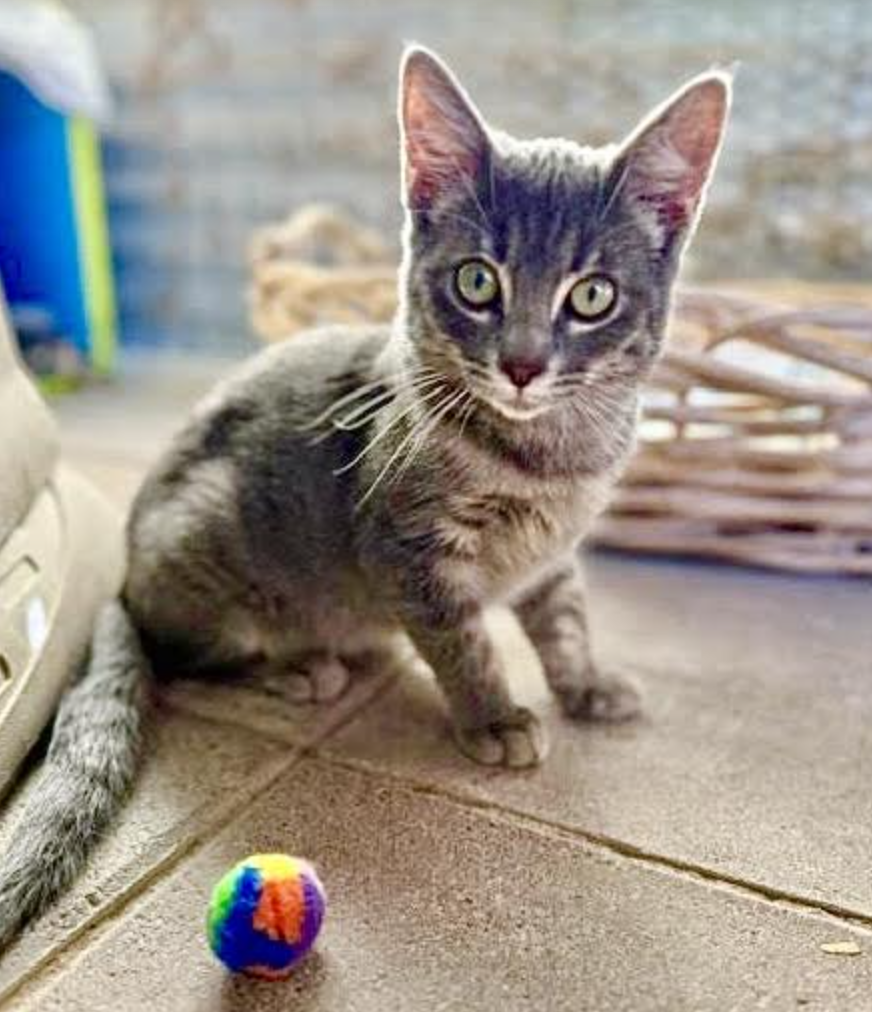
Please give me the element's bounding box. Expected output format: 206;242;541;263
474;389;554;423
457;360;555;424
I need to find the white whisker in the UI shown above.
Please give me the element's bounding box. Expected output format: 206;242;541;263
296;377;396;433
331;373;445;432
303;364;441;426
305;368;445;444
457;394;476;440
333;383;448;477
355;387;463;508
390;386;471;489
571;400;619;444
383;388;468;494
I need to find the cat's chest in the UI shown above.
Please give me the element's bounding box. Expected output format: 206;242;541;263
436;478;607;596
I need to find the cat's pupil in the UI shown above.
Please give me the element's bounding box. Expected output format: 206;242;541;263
456;260;499;307
568;275;616;320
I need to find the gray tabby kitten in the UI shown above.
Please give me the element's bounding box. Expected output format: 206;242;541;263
0;47;730;946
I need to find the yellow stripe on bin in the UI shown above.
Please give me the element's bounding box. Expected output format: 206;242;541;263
67;117;117;375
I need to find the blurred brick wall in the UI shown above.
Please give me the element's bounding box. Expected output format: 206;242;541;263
67;0;872;351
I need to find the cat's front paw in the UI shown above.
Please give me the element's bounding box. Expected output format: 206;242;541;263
560;672;642;723
454;707;547;769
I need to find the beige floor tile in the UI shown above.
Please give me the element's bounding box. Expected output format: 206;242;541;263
0;703;291;1000
323;554;872;918
12;759;872;1012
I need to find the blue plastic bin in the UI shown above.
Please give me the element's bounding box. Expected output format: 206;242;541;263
0;69;116;374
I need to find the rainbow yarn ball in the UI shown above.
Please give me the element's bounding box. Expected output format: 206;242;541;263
206;854;326;979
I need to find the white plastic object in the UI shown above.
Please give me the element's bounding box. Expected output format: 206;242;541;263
0;0;112;122
0;285;122;799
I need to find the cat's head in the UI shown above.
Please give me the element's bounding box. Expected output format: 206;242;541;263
396;46;730;443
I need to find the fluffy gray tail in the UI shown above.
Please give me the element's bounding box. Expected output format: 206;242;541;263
0;600;149;950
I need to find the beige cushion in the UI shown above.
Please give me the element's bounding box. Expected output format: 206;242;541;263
0;297;58;546
0;288;124;797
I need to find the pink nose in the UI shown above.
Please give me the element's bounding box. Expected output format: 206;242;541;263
501;358;545;389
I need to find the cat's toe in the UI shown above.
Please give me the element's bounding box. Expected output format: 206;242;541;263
285;657;351;704
562;673;642;723
455;727;505;766
501;725;546;768
454;708;547;769
309;657;352;702
284;672;317;703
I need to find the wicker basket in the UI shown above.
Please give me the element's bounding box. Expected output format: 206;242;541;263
249;206;872;576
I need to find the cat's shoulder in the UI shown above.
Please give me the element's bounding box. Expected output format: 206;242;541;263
241;323;391;387
192;324;391;417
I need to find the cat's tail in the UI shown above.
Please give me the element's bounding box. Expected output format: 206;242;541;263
0;599;150;950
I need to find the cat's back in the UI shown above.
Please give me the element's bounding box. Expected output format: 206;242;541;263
130;323;391;521
196;322;391;428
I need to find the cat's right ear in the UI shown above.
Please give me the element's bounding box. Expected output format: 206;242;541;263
399;46;491;210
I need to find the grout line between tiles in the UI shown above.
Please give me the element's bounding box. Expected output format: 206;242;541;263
8;670;869;1006
311;751;872;937
162;675;872;934
0;747;294;1009
161;669;400;752
0;678;395;1010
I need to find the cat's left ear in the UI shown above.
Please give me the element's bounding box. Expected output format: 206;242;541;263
613;71;732;251
399;46;491;211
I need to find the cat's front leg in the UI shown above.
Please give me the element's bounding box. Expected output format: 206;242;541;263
402;605;547;769
514;557;642;722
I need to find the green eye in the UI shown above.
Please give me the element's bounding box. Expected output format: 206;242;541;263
568;275;617;322
455;260;500;309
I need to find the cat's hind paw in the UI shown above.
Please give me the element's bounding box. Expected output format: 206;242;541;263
454;707;547;769
284;656;351;704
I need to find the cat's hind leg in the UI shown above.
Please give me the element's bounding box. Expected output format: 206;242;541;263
269;617;402;705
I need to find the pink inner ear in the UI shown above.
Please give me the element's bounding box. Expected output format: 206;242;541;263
624;78;728;233
404;91;457;205
669;84;727;200
402;59;487;208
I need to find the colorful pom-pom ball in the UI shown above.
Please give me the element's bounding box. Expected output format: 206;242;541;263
206;854;326;979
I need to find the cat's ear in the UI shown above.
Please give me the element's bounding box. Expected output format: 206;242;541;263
399;46;491;210
613;71;732;250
